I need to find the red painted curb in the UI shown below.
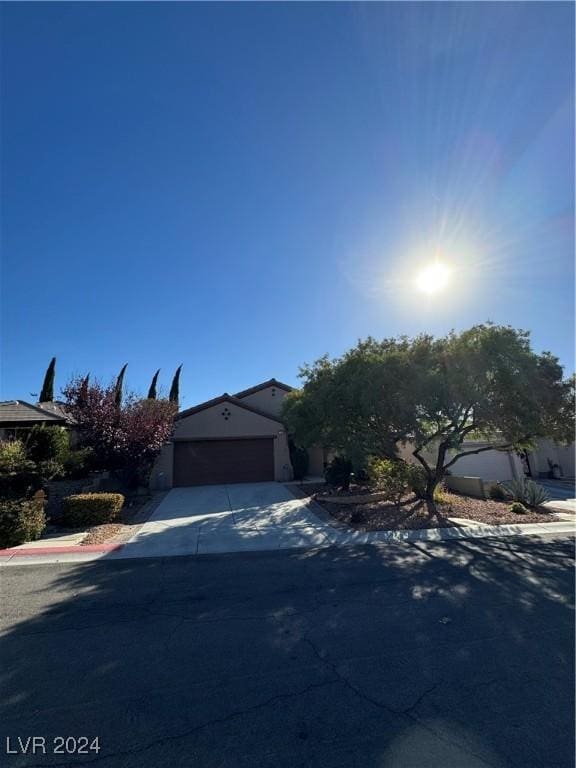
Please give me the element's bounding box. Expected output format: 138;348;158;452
0;544;124;556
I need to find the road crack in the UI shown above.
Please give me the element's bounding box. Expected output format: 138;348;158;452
23;679;340;768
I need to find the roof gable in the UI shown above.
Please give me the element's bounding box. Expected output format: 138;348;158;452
234;378;293;400
175;394;284;424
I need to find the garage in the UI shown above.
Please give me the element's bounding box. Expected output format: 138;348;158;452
173;437;275;486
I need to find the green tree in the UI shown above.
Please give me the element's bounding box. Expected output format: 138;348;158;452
114;364;128;407
26;425;69;464
283;324;574;512
39;357;56;402
169;365;182;406
147;369;160;400
79;374;90;407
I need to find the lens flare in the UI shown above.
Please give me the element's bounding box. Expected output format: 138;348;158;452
415;262;452;294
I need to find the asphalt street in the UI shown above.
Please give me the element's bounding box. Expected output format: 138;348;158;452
1;534;574;768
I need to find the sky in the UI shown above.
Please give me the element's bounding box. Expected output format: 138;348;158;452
1;2;574;409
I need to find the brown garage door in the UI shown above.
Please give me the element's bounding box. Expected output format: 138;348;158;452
173;438;275;486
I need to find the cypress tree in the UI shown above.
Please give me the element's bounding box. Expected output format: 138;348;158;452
78;374;90;406
147;369;160;400
114;364;128;407
169;365;182;406
39;357;56;402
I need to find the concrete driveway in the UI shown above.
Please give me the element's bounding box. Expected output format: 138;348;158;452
121;482;333;558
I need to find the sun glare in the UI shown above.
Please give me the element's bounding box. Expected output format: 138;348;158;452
415;262;452;295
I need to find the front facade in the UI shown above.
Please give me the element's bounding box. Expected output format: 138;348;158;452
150;379;325;489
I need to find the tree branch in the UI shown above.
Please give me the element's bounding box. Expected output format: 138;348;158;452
444;443;514;471
412;447;432;477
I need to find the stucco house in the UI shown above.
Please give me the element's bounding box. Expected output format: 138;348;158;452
149;376;574;490
149;379;325;489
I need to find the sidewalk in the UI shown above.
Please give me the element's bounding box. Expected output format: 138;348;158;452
0;518;573;566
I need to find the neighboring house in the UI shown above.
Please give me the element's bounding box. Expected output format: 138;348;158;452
448;439;575;482
150;379;326;488
448;441;524;482
0;400;73;440
525;439;575;480
399;436;575;490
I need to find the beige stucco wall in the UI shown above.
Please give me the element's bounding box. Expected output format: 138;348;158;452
528;439;575;478
236;385;289;419
173;401;281;440
396;439;522;483
445;476;485;498
149;442;174;489
150;399;293;487
448;444;522;482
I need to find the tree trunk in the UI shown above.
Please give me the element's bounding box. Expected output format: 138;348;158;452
423;474;442;517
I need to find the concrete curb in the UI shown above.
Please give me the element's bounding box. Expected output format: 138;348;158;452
0;543;124;557
0;521;573;566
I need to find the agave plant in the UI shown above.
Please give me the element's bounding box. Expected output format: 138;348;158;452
501;478;550;508
524;480;550;508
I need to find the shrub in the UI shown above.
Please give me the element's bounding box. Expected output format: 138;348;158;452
0;440;35;475
25;425;69;464
63;448;93;479
405;465;428;498
61;493;125;527
0;497;46;548
501;478;550;508
37;459;65;482
353;467;370;484
0;471;43;499
433;486;449;505
367;458;410;505
509;501;528;515
368;458;428;502
289;442;309;481
325;457;353;490
489;484;508;501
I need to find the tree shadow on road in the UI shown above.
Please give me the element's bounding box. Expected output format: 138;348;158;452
1;533;574;768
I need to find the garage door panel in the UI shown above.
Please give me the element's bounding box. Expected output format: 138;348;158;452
174;438;274;486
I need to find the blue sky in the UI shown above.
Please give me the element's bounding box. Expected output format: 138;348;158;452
1;2;574;408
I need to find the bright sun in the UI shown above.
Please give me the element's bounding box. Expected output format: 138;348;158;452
415;262;452;295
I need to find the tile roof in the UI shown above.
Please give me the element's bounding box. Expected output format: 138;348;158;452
0;401;70;426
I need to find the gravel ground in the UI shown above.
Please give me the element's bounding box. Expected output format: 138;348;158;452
70;492;169;546
290;483;556;531
82;523;125;545
440;490;556;525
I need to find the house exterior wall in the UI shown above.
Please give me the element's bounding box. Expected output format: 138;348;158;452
396;439;522;483
150;400;293;488
236;386;289;418
149;442;174;489
528;439;575;479
448;445;522;482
